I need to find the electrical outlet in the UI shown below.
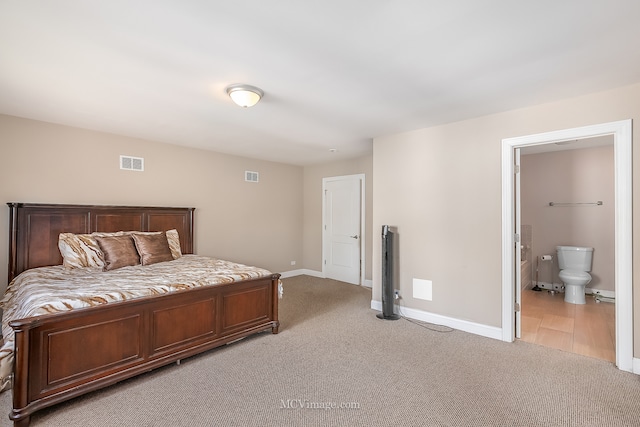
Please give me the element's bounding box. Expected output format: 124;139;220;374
394;290;401;300
290;261;296;266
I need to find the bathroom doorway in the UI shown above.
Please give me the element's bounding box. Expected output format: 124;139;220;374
518;139;615;362
500;120;633;372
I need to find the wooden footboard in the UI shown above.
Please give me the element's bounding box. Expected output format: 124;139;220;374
8;273;280;427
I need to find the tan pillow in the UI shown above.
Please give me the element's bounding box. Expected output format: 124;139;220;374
165;229;182;259
129;230;181;259
132;232;174;266
94;235;140;271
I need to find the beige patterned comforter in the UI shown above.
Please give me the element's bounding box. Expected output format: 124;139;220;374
0;255;277;392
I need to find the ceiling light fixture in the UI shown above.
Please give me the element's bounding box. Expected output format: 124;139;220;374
226;84;263;108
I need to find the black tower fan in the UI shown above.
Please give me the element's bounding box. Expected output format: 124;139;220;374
377;225;400;320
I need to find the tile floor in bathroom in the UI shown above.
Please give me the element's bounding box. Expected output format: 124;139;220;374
520;289;615;362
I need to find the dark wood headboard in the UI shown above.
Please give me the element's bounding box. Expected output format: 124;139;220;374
7;203;195;283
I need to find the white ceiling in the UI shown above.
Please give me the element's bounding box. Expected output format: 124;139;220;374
1;1;639;166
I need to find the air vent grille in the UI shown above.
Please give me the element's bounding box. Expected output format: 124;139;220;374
245;171;259;182
120;155;144;171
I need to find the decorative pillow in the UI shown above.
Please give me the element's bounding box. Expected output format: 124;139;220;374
59;230;181;268
58;233;105;269
132;232;174;266
91;231;130;237
94;235;141;271
129;229;181;259
165;229;182;259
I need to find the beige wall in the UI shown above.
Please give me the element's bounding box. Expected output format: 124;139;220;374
303;155;373;281
0;114;304;293
373;82;640;355
521;146;615;291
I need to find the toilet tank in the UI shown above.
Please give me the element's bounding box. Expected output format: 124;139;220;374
556;246;593;271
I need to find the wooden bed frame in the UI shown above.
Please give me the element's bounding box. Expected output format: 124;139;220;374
5;203;280;426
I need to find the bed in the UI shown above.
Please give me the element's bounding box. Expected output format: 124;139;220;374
1;203;280;427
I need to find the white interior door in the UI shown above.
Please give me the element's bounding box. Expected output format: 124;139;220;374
324;176;361;285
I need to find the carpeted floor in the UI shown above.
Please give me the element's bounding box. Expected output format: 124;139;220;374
1;275;640;426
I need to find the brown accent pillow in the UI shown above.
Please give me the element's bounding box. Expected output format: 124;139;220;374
132;232;174;266
94;235;141;271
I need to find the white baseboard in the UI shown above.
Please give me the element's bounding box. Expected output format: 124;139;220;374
370;300;502;341
279;270;372;288
632;358;640;375
531;283;616;300
279;269;323;279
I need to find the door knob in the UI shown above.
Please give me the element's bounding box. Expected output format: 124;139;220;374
350;235;359;239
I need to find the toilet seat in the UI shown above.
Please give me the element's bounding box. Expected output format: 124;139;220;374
559;269;591;281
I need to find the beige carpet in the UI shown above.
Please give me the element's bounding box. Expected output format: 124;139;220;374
1;275;640;426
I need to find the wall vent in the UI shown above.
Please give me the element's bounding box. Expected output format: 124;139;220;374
120;155;144;171
245;171;259;182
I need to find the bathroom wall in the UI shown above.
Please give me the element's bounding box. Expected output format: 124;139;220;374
520;144;615;292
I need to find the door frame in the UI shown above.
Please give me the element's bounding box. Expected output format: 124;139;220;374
501;119;633;372
514;148;522;338
322;174;366;285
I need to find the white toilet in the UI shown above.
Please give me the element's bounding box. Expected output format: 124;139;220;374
556;246;593;304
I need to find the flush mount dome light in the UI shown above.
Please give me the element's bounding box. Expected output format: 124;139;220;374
226;84;263;108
